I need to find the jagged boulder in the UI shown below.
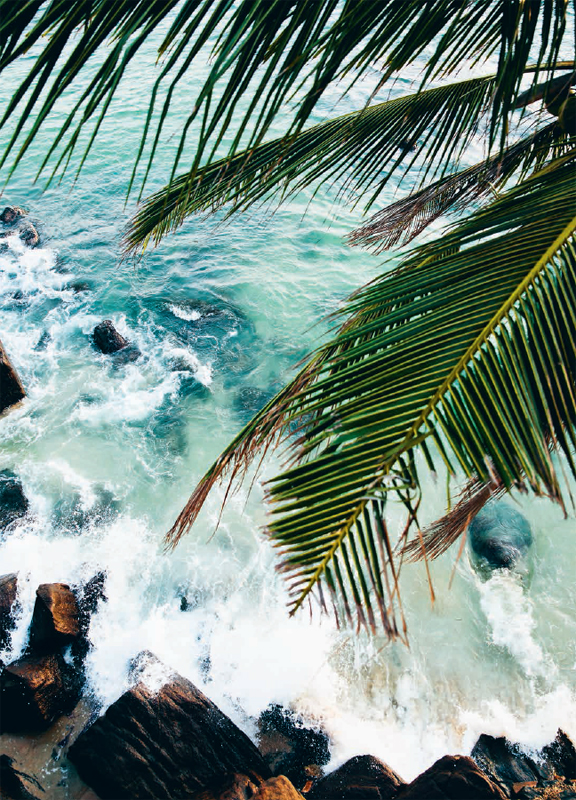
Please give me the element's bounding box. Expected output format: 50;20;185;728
0;471;29;531
0;340;26;414
92;319;129;354
257;704;330;789
69;652;271;799
18;222;39;248
308;754;405;800
0;206;25;224
0;573;19;650
397;755;507;799
0;652;84;733
29;582;81;653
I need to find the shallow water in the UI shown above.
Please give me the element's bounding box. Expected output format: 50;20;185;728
0;13;575;783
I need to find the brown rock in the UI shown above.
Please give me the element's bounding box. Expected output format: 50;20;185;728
0;573;19;649
308;754;405;800
194;773;260;800
68;652;271;799
0;338;25;414
29;583;81;653
397;755;507;799
471;734;546;789
0;206;25;224
0;652;84;733
92;320;129;354
0;754;45;800
18;222;39;247
253;776;304;800
542;730;576;781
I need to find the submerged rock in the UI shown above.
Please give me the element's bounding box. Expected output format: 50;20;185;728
29;583;81;653
0;652;84;733
0;340;26;415
18;222;39;248
0;573;19;650
0;206;26;225
69;651;271;799
308;754;405;800
92;319;129;354
468;502;533;578
0;471;29;530
0;754;45;800
258;704;330;789
397;755;507;799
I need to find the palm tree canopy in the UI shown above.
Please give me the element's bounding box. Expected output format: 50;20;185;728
1;0;575;634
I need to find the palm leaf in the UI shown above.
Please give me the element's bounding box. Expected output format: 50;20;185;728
169;153;576;633
0;0;570;195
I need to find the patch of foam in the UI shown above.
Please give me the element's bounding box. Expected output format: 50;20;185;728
169;303;202;322
166;345;213;386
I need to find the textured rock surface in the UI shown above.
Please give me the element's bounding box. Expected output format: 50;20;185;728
252;776;304;800
0;572;19;649
0;472;29;530
194;773;260;800
0;339;25;414
397;755;507;799
308;754;405;800
69;652;271;799
0;754;45;800
92;319;129;354
29;582;81;652
0;206;25;224
0;653;84;733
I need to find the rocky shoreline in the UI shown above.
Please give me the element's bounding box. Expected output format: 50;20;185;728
1;573;575;800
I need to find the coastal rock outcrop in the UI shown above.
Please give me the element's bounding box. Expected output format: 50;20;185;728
252;776;304;800
0;471;29;530
0;573;19;649
69;651;271;799
29;582;81;653
257;704;330;788
0;652;84;733
92;319;129;353
0;339;26;414
308;754;405;800
18;222;40;248
396;755;507;799
0;754;45;800
0;206;26;224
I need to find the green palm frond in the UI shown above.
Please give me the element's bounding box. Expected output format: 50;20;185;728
125;74;498;252
169;153;576;633
349;124;574;252
0;0;570;193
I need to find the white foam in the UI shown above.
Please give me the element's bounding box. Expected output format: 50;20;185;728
169;303;202;322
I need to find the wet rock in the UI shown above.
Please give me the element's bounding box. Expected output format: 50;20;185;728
252;776;304;800
69;651;271;799
0;470;29;530
258;704;330;789
397;755;507;799
112;343;141;364
34;330;52;351
195;772;261;800
542;730;576;781
0;206;26;225
308;754;405;800
468;502;533;578
29;583;81;653
471;734;542;791
92;319;129;354
0;754;45;800
0;652;84;733
19;222;40;247
0;339;26;414
68;280;92;293
71;572;107;665
0;573;19;650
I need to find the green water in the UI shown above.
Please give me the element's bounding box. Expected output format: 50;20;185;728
0;14;575;782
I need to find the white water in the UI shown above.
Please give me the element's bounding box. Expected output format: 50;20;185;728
0;11;575;783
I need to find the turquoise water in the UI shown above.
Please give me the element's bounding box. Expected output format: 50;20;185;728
0;16;575;784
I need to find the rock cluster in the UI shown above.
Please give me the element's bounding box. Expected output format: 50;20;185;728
0;205;40;247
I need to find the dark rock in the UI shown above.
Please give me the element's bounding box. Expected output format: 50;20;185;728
258;704;330;789
468;502;533;577
397;755;507;799
308;754;405;800
194;772;261;800
18;222;40;247
69;651;271;799
0;471;29;530
68;280;92;293
71;572;107;665
112;343;141;364
0;206;25;225
0;339;26;414
471;734;545;791
0;754;45;800
34;330;52;351
0;573;19;649
0;652;84;733
29;583;81;653
92;319;129;354
542;730;576;781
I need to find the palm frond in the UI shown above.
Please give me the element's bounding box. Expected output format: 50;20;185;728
125;74;498;252
349;124;574;252
170;154;576;633
0;0;570;194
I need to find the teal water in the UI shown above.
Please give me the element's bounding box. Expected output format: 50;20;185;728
0;16;575;784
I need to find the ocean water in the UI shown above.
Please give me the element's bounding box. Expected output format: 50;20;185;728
0;13;575;785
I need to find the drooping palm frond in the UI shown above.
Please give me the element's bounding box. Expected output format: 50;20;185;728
349;124;574;252
169;154;576;633
0;0;570;194
125;74;498;252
